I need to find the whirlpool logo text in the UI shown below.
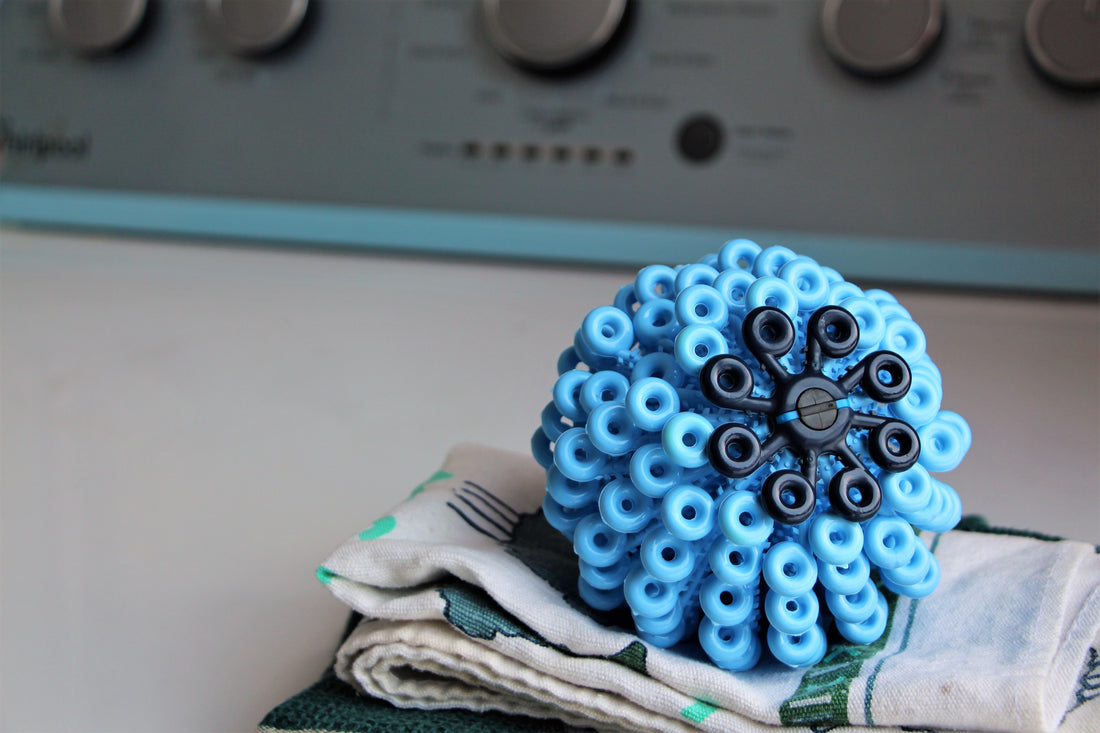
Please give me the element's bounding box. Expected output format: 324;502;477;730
0;118;91;161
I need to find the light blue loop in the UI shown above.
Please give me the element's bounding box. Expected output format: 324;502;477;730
816;552;870;596
631;351;685;387
556;346;581;376
763;541;818;597
613;284;640;315
717;238;762;271
541;494;588;539
883;552;940;598
579;555;632;591
719;490;775;546
835;590;889;645
700;576;755;626
661;484;716;541
840;296;886;350
863;516;917;570
767;624;827;668
881;464;933;515
635;264;678;303
752;245;797;278
675;284;729;330
746;276;799;319
674;263;720;292
883;317;927;364
552;370;591;423
809;513;864;566
889;369;942;426
938;410;972;454
709;539;763;586
577;577;625;612
765;589;819;636
674;324;729;375
699;617;762;671
579;370;631;413
586;403;641;457
633;298;680;349
581;305;635;357
918;414;968;472
629;442;683;499
827;280;863;305
712;269;758;316
906;478;960;533
821;266;844;284
623;566;679;617
540;401;570;442
698;252;720;269
880;539;932;587
625;377;681;432
911;357;942;385
865;288;899;305
826;579;879;624
878;301;913;322
545;465;601;509
661;412;714;468
639;527;695;582
573;513;628;567
638;624;690;649
779;256;830;312
598;476;654;533
633;604;684;636
553;427;607;482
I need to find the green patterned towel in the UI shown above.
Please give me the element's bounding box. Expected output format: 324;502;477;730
261;444;1100;733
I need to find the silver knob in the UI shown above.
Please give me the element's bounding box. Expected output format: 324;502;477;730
1025;0;1100;89
48;0;147;54
482;0;629;73
206;0;309;56
822;0;944;77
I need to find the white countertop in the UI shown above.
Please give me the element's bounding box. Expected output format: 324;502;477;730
2;227;1098;732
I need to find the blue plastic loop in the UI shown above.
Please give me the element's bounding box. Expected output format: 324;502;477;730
638;624;690;649
541;494;589;539
826;579;879;624
578;577;625;612
880;465;934;515
718;490;775;546
700;576;755;627
625;377;681;432
890;369;942;426
864;288;899;305
827;280;863;305
711;269;757;317
709;539;762;586
674;324;729;376
623;566;680;617
767;624;827;668
553;427;607;482
763;541;818;597
675;284;729;330
586;403;641;457
579;370;631;413
640;527;696;582
698;252;720;269
905;478;961;533
661;484;715;541
883;317;927;364
878;301;913;322
579;555;632;591
765;589;820;635
938;410;973;454
631;351;685;387
745;276;799;319
863;516;917;570
553;370;591;423
540;401;570;442
675;263;720;292
809;513;864;566
751;245;797;277
661;412;714;468
882;552;940;598
779;256;830;312
816;552;870;596
912;357;942;385
598;476;654;533
717;238;762;272
613;284;640;315
880;539;932;587
821;266;844;284
840;296;886;350
545;465;601;509
581;305;635;357
918;415;968;472
635;264;678;303
699;617;762;671
628;443;683;499
633;604;685;636
573;514;628;567
556;346;581;376
633;298;680;349
531;428;554;469
835;590;889;645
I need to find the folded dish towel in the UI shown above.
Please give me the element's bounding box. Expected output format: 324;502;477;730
267;444;1100;733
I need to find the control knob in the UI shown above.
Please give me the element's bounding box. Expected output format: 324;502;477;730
48;0;147;54
1025;0;1100;89
206;0;309;55
821;0;944;77
482;0;629;73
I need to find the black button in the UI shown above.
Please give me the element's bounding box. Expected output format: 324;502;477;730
677;114;723;163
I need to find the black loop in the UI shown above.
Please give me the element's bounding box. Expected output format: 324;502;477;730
761;470;817;525
706;423;762;478
861;351;912;402
869;420;921;472
809;306;860;359
828;468;882;522
742;307;796;358
699;355;754;408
